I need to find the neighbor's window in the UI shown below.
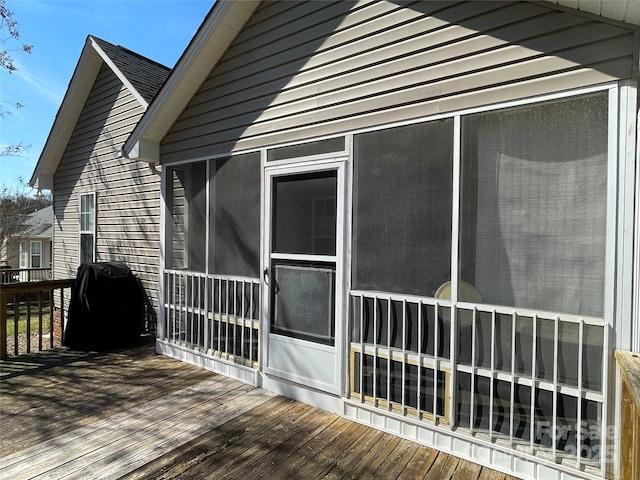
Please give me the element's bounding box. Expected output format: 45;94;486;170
353;118;454;296
165;162;206;271
459;92;608;316
79;193;95;264
19;241;28;268
30;241;42;268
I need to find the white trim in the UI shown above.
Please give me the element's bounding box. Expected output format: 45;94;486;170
156;338;259;386
78;192;96;265
29;240;42;269
158;169;167;339
160;147;263;169
450;115;462;425
19;241;28;269
263;157;348;398
343;400;605;480
635;103;640;353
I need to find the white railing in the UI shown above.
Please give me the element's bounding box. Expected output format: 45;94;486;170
0;268;52;284
163;270;260;367
349;289;609;476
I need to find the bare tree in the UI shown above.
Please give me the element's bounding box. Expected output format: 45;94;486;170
0;179;52;264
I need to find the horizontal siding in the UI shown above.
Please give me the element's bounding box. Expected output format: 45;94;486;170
161;0;637;161
53;63;160;313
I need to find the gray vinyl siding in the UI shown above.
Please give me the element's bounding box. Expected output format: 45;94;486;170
161;0;637;162
53;63;160;316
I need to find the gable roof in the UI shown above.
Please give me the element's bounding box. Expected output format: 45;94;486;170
24;205;53;239
29;36;170;190
123;0;639;164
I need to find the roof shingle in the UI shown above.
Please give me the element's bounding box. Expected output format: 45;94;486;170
91;36;170;104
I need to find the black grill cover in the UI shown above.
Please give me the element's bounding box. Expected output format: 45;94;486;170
63;262;143;351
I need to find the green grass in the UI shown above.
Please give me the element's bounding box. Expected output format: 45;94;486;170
5;302;52;337
6;315;52;337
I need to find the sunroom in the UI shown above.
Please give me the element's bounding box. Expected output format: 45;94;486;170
158;82;628;480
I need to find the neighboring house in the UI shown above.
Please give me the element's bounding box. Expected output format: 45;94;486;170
30;36;169;326
1;205;52;273
121;2;640;480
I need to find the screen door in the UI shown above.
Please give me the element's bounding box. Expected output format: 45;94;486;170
264;162;345;394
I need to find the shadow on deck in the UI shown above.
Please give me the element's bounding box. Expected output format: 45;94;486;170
0;338;517;479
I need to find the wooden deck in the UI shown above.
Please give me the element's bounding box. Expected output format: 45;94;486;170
0;338;517;480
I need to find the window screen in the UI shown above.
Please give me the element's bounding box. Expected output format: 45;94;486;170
166;162;206;271
267;137;345;161
30;241;42;268
459;93;608;316
209;152;261;278
272;171;337;256
353;118;454;296
272;263;335;345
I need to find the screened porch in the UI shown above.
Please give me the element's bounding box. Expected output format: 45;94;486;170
159;86;616;479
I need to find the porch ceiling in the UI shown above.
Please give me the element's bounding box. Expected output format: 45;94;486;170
543;0;640;25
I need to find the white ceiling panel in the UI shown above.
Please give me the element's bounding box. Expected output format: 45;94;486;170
544;0;640;26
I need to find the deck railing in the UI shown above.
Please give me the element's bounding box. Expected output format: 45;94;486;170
615;350;640;480
1;267;52;284
349;289;609;476
163;269;260;367
0;278;75;359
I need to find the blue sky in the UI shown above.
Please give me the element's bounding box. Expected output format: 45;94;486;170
0;0;212;194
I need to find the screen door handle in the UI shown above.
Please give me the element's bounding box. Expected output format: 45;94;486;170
263;268;269;285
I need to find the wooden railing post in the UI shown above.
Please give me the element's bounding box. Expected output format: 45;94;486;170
615;350;640;480
49;288;54;348
59;287;65;344
0;279;74;357
13;293;18;356
0;292;7;360
37;290;43;351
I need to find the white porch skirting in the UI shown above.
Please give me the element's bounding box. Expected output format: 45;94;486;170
156;339;260;386
342;400;604;480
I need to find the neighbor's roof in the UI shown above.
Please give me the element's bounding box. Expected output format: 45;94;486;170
29;36;170;191
24;205;53;239
123;0;639;164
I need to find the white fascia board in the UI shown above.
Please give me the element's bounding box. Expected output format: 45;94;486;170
29;37;103;188
123;0;260;160
33;174;53;191
128;138;160;164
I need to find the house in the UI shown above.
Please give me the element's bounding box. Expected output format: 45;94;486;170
30;36;170;325
1;205;52;272
28;0;640;479
121;1;640;479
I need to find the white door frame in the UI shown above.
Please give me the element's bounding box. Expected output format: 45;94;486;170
261;158;347;396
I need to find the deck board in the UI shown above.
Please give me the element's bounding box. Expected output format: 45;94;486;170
0;340;519;479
